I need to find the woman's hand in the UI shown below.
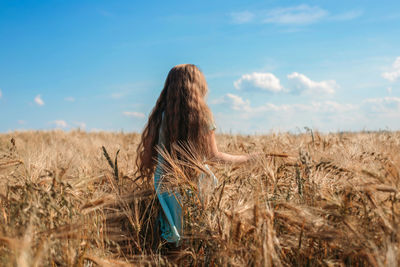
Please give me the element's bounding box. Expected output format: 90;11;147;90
207;131;261;164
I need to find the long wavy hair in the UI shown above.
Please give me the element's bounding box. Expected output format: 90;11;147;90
135;64;213;180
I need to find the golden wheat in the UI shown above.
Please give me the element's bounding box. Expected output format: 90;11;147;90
0;130;399;266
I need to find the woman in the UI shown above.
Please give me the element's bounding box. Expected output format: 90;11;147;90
136;64;257;246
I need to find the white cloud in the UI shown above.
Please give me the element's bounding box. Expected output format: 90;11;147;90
214;93;363;132
230;6;361;26
387;87;392;94
213;93;400;132
287;72;337;94
233;72;337;94
382;57;400;82
52;120;68;128
18;120;25;125
359;97;400;130
234;72;284;92
225;93;251;112
263;5;328;25
219;94;359;118
64;97;75;102
363;97;400;113
230;11;255;24
219;93;355;115
308;101;357;113
34;95;45;106
216;93;277;113
123;111;146;118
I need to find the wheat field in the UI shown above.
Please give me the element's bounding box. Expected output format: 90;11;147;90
0;130;399;266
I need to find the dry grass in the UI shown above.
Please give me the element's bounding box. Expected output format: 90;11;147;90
0;129;399;266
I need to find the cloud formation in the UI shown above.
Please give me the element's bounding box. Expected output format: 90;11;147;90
220;93;354;115
34;95;44;106
233;71;337;94
263;5;327;25
234;72;284;92
52;120;68;128
123;111;146;118
287;72;337;94
382;57;400;82
363;97;400;113
230;5;362;26
213;93;400;132
225;93;251;111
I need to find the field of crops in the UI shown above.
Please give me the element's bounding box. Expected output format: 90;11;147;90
0;130;399;266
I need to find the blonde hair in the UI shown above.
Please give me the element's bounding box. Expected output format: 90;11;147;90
136;64;213;179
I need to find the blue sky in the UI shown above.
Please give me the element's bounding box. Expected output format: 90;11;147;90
1;0;400;133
